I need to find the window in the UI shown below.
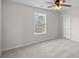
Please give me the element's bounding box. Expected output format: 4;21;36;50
34;12;47;35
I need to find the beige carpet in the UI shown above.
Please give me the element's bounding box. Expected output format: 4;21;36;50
1;39;79;58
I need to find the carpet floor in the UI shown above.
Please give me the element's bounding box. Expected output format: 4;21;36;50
1;39;79;58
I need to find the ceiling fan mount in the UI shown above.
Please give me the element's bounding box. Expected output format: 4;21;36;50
46;0;71;10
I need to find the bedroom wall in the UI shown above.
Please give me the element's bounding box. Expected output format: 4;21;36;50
2;0;59;51
70;8;79;42
0;0;1;55
61;8;79;42
58;11;63;38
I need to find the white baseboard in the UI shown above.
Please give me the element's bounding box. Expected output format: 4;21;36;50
2;38;58;52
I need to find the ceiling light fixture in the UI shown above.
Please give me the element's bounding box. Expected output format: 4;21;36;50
54;5;62;10
45;0;71;10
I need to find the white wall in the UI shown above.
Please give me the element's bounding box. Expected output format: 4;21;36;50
0;0;1;56
58;11;63;38
2;0;59;51
61;8;79;42
70;8;79;42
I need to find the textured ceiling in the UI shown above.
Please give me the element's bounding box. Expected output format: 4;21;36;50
8;0;54;10
8;0;79;11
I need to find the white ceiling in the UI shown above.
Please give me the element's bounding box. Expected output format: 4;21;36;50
8;0;79;11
